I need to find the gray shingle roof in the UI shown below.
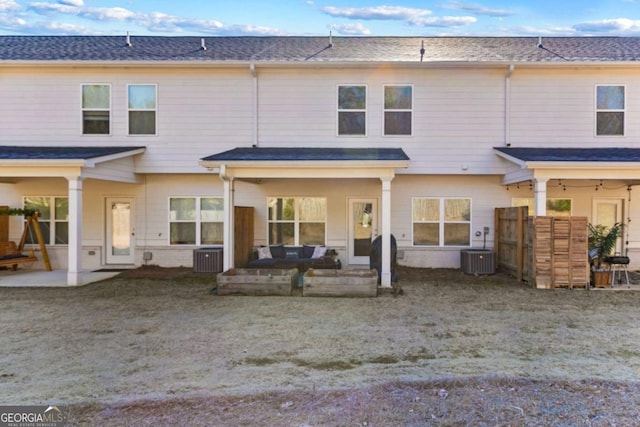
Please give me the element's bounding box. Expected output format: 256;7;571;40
494;147;640;162
2;36;640;63
202;147;409;162
0;146;145;160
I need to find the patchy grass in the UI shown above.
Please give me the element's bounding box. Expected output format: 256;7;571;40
1;266;640;425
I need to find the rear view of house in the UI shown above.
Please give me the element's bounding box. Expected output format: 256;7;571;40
1;35;640;286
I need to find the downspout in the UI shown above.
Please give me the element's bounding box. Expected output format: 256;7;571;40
504;64;515;147
250;63;259;147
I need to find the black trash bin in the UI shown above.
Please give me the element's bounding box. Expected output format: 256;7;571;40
369;234;398;283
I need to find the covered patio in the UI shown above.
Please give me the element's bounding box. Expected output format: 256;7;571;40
200;147;409;287
0;146;145;286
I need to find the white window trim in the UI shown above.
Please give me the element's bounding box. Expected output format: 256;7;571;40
411;197;472;247
337;84;367;137
383;84;413;137
81;83;111;136
267;196;327;246
23;196;69;246
127;83;158;136
168;196;223;246
595;84;626;137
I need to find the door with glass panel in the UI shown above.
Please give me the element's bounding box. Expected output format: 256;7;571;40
593;198;624;255
348;199;377;265
106;198;135;264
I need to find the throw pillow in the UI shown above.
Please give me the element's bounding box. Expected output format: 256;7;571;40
257;246;272;259
311;245;327;259
269;244;285;259
302;244;315;258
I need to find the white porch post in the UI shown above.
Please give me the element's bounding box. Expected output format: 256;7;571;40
221;167;235;271
533;178;548;216
67;176;84;286
380;176;393;287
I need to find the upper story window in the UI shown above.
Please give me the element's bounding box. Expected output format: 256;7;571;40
338;85;366;136
23;196;69;245
82;84;110;135
128;84;157;135
412;197;471;247
169;197;223;245
596;85;625;136
268;197;326;245
384;85;412;136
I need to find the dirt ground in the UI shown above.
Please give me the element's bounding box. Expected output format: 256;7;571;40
1;266;640;426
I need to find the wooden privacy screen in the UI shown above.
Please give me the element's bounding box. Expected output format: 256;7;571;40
495;207;589;289
0;206;8;241
530;216;589;289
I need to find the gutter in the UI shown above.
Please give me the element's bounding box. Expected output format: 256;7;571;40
504;64;514;147
250;63;259;147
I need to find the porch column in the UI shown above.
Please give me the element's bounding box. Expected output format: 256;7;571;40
533;178;548;216
67;176;84;286
380;176;393;287
221;167;235;271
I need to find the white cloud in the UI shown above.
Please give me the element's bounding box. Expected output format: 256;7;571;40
329;22;371;35
0;0;21;12
441;0;513;17
59;0;83;6
573;18;640;34
320;5;475;28
321;5;433;21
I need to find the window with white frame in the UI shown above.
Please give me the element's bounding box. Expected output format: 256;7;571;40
82;84;110;134
596;85;625;136
512;198;572;216
169;197;223;245
23;196;69;245
412;198;471;246
384;85;412;135
338;85;366;136
128;84;157;135
268;197;326;245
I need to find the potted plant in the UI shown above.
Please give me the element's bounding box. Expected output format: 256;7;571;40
588;222;624;287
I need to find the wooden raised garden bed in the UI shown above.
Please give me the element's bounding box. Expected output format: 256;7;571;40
303;268;378;297
217;268;298;296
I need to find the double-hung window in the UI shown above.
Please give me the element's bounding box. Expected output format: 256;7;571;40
268;197;326;245
128;84;157;135
412;198;471;246
169;197;223;245
596;85;625;136
338;85;366;136
384;85;412;135
23;196;69;245
82;84;110;134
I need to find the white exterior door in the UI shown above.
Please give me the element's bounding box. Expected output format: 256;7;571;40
106;198;135;264
593;198;624;255
348;199;378;265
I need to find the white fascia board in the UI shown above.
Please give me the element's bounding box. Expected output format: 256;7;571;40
0;164;83;177
83;147;146;168
494;150;527;168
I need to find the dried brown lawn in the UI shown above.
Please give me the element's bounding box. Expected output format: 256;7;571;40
1;266;639;426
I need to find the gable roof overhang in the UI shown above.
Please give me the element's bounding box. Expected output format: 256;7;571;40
0;146;146;183
200;147;410;180
495;147;640;184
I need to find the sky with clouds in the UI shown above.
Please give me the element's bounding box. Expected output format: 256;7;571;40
1;0;639;37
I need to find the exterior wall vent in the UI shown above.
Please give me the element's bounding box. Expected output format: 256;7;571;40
460;249;496;275
193;247;223;273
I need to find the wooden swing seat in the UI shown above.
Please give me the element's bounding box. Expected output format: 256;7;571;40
0;241;37;271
